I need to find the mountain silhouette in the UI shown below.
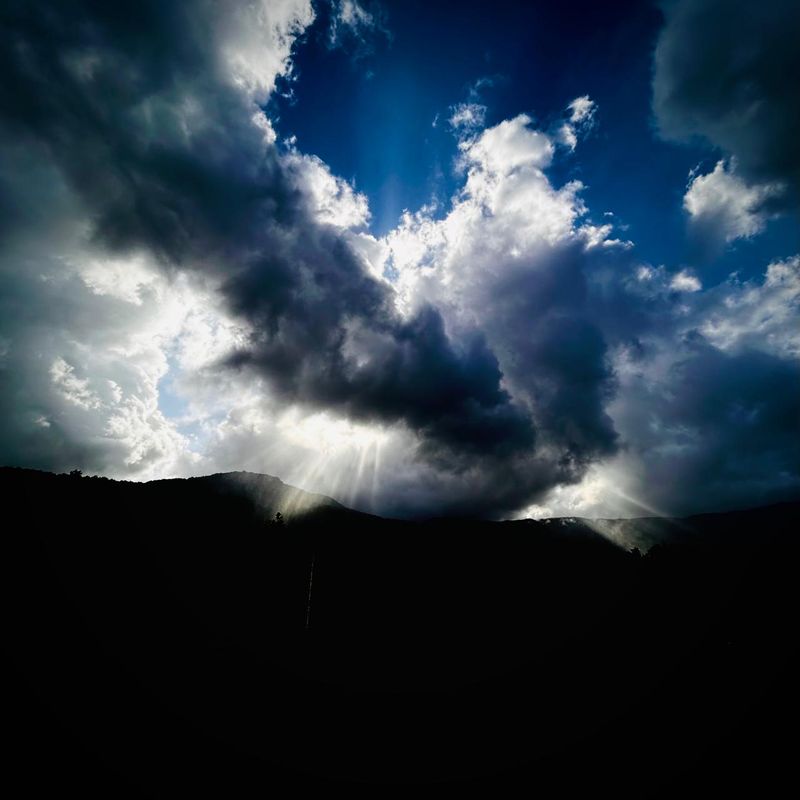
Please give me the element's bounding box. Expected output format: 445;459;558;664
3;466;798;793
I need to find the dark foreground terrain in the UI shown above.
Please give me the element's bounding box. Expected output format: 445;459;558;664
3;467;798;793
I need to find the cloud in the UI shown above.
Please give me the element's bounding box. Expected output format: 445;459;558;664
367;113;628;514
0;0;538;515
669;269;702;293
448;103;487;135
0;0;318;477
283;143;371;229
533;256;800;519
654;0;800;208
445;76;500;140
220;0;316;100
608;337;800;518
0;0;797;521
328;0;389;54
696;255;800;357
460;114;555;174
0;238;206;479
557;95;597;151
683;160;783;253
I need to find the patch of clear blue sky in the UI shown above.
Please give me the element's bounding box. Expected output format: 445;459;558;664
157;358;188;419
269;0;798;286
157;355;213;451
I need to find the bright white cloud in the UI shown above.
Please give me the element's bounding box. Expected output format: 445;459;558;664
378;115;592;324
697;255;800;357
284;147;370;229
74;252;162;306
218;0;315;100
448;103;487;134
50;358;103;411
670;269;702;292
461;114;554;174
683;159;783;246
557;95;597;151
568;96;596;125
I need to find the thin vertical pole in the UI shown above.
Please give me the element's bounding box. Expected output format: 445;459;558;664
305;550;315;630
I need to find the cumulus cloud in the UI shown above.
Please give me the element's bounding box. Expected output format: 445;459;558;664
283;143;371;229
697;256;800;357
0;0;316;477
364;114;631;513
220;0;316;100
654;0;800;208
683;160;783;254
460;114;555;175
670;269;702;293
0;0;797;521
0;0;539;515
532;256;800;519
0;239;207;479
607;338;800;517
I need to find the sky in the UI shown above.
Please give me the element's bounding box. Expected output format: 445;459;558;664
0;0;798;519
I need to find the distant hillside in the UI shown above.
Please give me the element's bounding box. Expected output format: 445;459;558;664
1;466;358;521
148;470;352;517
8;464;795;546
531;501;800;552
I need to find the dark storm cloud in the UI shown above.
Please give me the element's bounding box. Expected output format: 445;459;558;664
615;334;800;515
0;140;117;474
646;0;800;513
482;242;618;465
0;0;537;509
1;0;797;519
654;0;800;205
0;0;298;263
225;264;536;464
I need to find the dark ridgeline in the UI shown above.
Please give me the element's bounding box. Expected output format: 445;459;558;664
2;466;798;793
